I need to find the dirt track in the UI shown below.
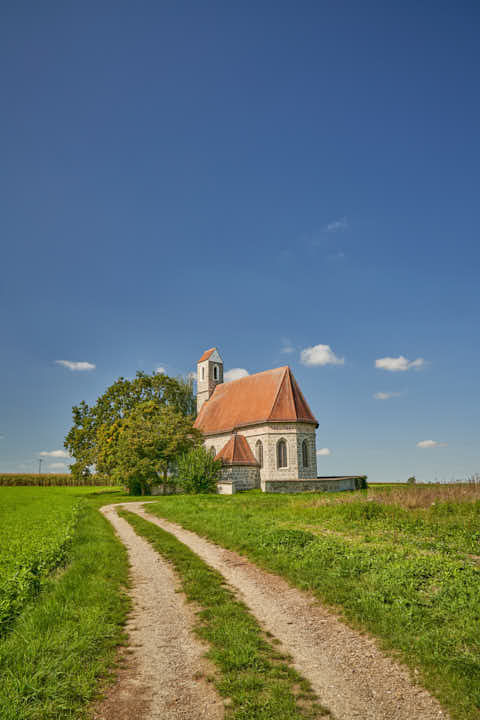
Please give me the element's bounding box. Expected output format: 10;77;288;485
95;504;224;720
100;502;449;720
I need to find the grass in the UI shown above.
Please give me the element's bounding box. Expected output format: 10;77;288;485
119;507;329;720
146;487;480;720
0;487;88;635
0;500;130;720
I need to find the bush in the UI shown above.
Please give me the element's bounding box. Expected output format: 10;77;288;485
407;476;417;485
176;446;222;494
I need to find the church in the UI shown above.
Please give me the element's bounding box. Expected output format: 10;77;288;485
194;348;362;494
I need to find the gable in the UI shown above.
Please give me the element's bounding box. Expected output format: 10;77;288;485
194;366;318;435
198;347;223;364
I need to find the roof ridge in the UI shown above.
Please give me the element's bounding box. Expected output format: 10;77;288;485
268;366;290;420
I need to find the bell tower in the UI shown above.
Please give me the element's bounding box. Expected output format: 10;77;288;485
197;347;224;413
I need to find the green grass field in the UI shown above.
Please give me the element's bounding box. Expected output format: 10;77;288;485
147;485;480;720
0;487;92;634
0;487;132;719
1;484;479;719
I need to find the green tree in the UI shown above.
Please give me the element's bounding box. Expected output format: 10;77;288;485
113;401;202;495
407;476;417;485
176;445;222;494
65;371;196;482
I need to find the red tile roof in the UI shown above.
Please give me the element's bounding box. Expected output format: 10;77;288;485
215;434;260;466
198;347;216;363
194;366;318;435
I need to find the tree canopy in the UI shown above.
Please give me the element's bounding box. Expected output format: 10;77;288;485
65;371;197;483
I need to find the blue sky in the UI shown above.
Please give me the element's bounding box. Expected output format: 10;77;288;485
1;1;479;482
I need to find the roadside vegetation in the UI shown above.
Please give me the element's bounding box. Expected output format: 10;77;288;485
0;494;130;720
147;486;480;720
0;487;86;635
119;507;329;720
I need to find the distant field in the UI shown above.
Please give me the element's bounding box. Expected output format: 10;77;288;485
149;485;480;720
0;473;115;486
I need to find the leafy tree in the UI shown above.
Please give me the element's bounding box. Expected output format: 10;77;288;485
65;371;196;481
407;476;417;485
176;445;222;494
112;401;202;495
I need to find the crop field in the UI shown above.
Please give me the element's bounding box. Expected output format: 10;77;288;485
149;485;480;720
0;487;115;636
0;474;115;486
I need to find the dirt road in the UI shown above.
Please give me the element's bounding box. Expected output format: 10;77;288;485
127;502;448;720
95;504;224;720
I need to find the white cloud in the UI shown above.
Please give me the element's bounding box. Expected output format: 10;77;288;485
416;440;448;449
317;448;332;456
48;462;69;471
40;449;70;458
56;360;96;371
224;368;249;382
281;338;295;354
373;391;402;400
375;356;425;372
300;344;345;367
327;251;346;260
326;217;348;232
155;366;166;375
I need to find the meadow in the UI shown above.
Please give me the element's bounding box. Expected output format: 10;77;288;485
148;484;480;720
0;487;132;719
0;487;89;634
1;483;479;719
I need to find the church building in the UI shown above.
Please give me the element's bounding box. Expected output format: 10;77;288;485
194;347;359;494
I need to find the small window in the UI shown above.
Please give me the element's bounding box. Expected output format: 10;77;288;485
209;446;216;456
302;439;309;468
256;440;263;468
213;365;219;380
277;439;287;468
201;366;205;381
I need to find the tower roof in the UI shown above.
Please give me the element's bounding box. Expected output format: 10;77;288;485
215;434;260;466
194;366;318;435
198;347;221;363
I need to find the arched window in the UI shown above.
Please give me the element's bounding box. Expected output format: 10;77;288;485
209;446;216;457
277;439;287;468
256;440;263;468
213;365;219;380
302;439;309;468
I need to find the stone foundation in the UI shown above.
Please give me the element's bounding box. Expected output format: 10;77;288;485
218;465;260;493
262;476;360;493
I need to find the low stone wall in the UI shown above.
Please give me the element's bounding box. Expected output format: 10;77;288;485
219;465;260;493
262;476;360;494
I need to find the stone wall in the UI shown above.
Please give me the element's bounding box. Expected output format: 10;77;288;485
217;465;260;494
204;422;318;486
263;477;358;493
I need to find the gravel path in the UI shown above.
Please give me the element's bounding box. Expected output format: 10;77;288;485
123;501;449;720
96;504;224;720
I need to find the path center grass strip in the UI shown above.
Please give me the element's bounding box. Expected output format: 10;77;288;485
118;507;329;720
0;504;129;720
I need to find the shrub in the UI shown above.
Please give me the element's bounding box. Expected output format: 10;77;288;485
407;476;417;485
176;446;222;494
